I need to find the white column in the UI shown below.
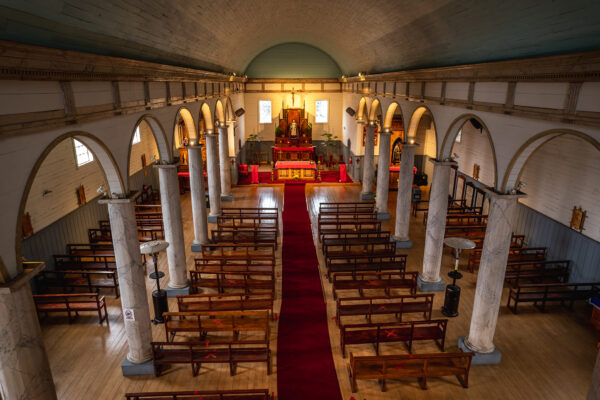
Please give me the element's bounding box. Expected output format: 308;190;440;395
393;144;417;247
218;124;233;201
459;192;523;364
187;146;209;252
361;123;376;200
102;199;153;370
156;165;188;292
0;267;57;400
205;132;222;222
419;160;456;291
375;130;392;219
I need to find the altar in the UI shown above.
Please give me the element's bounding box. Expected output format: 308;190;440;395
272;146;315;162
275;161;317;180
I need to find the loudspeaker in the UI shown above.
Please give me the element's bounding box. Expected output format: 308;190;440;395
469;118;483;132
234;108;245;117
346;107;356;117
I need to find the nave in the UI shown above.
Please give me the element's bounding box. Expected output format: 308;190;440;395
38;184;595;399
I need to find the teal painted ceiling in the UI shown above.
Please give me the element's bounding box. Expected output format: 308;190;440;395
0;0;599;76
245;43;341;78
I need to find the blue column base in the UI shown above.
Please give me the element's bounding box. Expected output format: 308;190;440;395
190;241;211;252
417;275;445;292
221;194;233;202
458;336;502;365
392;235;413;248
165;284;190;298
121;358;154;376
360;192;375;200
207;215;219;223
377;212;391;220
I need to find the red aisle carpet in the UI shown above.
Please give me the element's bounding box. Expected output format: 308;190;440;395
277;184;342;400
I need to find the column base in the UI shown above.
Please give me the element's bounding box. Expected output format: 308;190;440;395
458;336;502;365
207;214;220;223
220;194;233;202
377;212;390;220
392;235;412;248
165;284;190;298
360;192;375;200
121;358;154;376
190;241;210;252
417;275;445;292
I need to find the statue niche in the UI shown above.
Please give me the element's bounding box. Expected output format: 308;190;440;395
273;107;314;162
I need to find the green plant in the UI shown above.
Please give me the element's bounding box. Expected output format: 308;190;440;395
246;133;262;163
320;132;339;164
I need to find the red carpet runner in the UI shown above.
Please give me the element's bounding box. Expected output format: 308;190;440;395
277;184;342;400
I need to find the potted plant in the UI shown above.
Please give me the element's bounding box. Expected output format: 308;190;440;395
320;132;339;167
247;133;262;164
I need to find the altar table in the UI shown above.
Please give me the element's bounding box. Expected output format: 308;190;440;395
275;161;317;180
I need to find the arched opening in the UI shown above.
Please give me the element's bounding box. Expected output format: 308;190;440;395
507;130;600;281
407;106;437;188
214;100;226;127
170;108;199;190
17;132;123;271
356;97;368;122
224;97;236;158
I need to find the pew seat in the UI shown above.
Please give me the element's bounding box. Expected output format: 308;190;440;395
37;270;120;297
177;293;274;320
332;271;418;299
336;294;433;324
33;293;108;325
507;282;600;313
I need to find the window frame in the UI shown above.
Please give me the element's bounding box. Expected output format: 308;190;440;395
315;99;329;123
132;126;141;145
259;100;272;124
73;138;94;167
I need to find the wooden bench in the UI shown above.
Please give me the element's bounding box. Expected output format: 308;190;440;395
37;270;120;297
124;389;273;400
33;293;108;325
54;254;116;271
221;207;278;217
217;215;278;231
507;282;600;313
67;243;114;256
336;294;433;324
151;340;271;376
319;201;375;214
318;210;378;219
211;228;278;249
468;247;547;273
325;253;406;279
190;270;274;296
323;237;396;258
177;293;274;320
134;211;163;220
444;224;487;237
348;351;473;392
89;226;163;243
318;218;381;242
134;185;160;205
340;319;448;356
163;310;269;342
424;213;487;226
200;243;275;261
332;271;418;299
505;260;570;286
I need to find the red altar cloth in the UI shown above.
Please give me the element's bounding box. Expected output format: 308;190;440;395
388;166;418;174
177;171;207;178
273;147;315;152
339;164;348;182
275;161;317;170
251;165;259;184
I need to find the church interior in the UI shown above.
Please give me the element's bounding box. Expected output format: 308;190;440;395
1;1;600;399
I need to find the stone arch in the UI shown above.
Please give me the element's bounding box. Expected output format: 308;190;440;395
214;99;226;127
126;115;172;190
201;102;214;132
356;97;369;122
383;101;404;131
15;131;124;271
368;98;383;125
440;114;498;189
224;97;236;123
406;106;437;142
502;129;600;192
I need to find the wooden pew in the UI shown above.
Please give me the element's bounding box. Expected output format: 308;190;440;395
33;293;108;325
211;228;278;249
189;269;274;296
318;218;381;242
176;293;274;320
321;230;390;245
340;319;448;357
221;207;278;217
54;254;116;271
36;270;120;297
67;243;114;256
504;260;570;286
134;185;160;205
200;243;275;261
318;210;378;220
124;389;273;400
332;271;418;299
325;253;407;279
217;215;278;231
319;201;375;214
336;294;433;324
444;224;487;237
323;236;396;259
89;225;164;243
163;310;269;342
507;282;600;313
348;351;473;392
151;340;271;377
423;208;484;224
468;247;547;273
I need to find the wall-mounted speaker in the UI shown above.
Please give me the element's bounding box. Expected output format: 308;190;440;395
346;107;356;117
235;108;245;117
469;118;483;132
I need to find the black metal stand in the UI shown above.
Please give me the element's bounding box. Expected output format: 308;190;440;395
149;252;168;324
442;270;462;317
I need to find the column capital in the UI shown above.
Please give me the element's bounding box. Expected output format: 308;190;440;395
0;262;45;294
153;163;178;170
400;143;417;149
356;118;366;125
481;187;527;200
428;158;457;167
379;128;392;136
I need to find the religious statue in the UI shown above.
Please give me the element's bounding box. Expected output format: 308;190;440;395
289;121;298;137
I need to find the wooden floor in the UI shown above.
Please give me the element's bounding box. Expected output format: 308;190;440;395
40;183;597;399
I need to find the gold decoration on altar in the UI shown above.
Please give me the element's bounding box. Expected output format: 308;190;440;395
570;206;586;232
